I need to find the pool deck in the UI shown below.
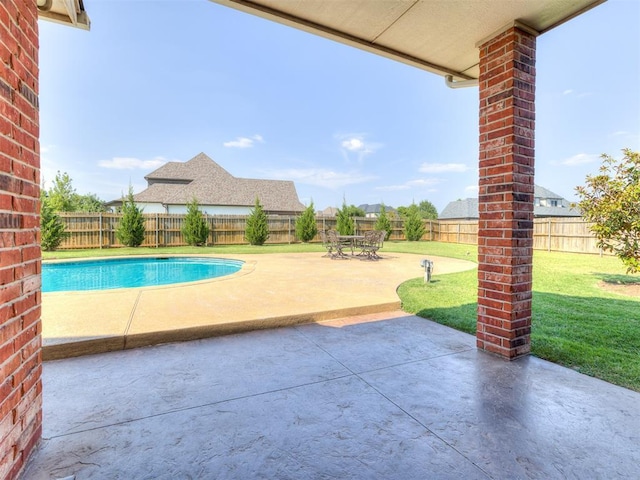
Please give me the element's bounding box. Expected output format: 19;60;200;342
42;252;476;360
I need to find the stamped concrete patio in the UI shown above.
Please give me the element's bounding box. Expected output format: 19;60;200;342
25;252;640;479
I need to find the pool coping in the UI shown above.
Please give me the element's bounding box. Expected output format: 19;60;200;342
42;252;477;360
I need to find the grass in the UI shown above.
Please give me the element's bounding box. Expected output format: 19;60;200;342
43;242;640;391
398;245;640;392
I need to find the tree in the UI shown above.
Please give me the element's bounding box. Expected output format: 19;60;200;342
116;186;145;247
295;201;318;243
40;193;68;251
374;203;392;240
48;171;75;212
418;200;439;220
403;203;426;241
182;198;210;246
73;192;107;212
245;197;269;245
575;148;640;273
45;171;106;212
336;198;355;235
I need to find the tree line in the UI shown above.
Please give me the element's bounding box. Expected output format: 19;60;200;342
39;148;640;275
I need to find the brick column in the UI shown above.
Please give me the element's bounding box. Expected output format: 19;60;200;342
477;25;536;359
0;1;42;479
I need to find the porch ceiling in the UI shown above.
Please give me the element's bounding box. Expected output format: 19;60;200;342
209;0;605;81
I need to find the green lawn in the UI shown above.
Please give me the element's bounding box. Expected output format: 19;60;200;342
43;242;640;391
397;244;640;392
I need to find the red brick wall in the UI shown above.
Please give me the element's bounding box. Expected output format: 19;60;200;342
0;1;42;478
477;26;536;359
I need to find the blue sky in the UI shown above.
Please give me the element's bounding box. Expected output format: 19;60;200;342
38;0;639;213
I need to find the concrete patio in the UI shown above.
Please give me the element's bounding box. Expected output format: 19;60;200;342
23;311;640;479
26;251;640;479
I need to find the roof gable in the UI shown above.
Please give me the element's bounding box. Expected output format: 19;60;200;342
135;152;304;213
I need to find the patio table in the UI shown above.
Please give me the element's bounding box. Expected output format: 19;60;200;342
338;235;365;256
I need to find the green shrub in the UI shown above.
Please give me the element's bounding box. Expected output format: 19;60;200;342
336;199;355;235
40;194;68;251
116;186;145;247
403;203;425;241
245;197;269;245
295;202;318;243
182;199;210;246
374;204;392;240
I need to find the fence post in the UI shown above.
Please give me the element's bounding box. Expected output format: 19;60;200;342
548;218;551;252
99;213;103;249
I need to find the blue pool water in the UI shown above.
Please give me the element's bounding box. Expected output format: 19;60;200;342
42;257;244;292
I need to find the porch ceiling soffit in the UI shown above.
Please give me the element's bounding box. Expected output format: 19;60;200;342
209;0;605;81
37;0;90;30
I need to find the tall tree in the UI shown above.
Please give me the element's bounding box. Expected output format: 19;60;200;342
245;197;269;246
575;148;640;273
48;171;75;212
418;200;439;220
374;203;392;240
403;203;426;241
116;186;146;247
182;198;210;246
295;201;318;243
336;198;355;235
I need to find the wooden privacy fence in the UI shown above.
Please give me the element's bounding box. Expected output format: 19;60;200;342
55;213;601;255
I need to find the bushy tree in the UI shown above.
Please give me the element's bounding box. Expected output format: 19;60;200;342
397;199;438;220
40;193;68;251
575;148;640;273
116;186;145;247
403;203;426;241
418;200;439;220
73;192;106;212
336;198;355;235
374;203;392;240
245;197;269;245
295;201;318;243
48;171;75;212
182;198;210;246
45;171;106;212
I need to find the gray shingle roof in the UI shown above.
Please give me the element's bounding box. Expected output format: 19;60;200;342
134;153;305;213
439;185;581;219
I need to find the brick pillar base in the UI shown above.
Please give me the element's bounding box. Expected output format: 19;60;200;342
477;25;536;359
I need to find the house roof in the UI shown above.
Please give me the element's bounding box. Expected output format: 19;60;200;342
440;185;582;219
135;152;305;213
358;204;396;215
210;0;604;82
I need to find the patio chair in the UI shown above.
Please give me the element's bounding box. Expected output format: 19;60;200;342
320;230;334;257
359;230;385;260
326;229;347;259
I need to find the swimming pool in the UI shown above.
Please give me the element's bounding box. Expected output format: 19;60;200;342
42;257;244;292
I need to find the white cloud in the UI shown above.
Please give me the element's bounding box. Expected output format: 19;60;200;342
465;184;479;193
223;134;264;148
99;156;167;170
266;168;376;189
377;177;443;192
418;162;469;173
562;89;573;95
335;133;382;163
557;153;599;166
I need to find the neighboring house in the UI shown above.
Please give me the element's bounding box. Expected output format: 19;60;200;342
319;206;338;217
357;204;397;218
439;185;581;220
109;152;305;215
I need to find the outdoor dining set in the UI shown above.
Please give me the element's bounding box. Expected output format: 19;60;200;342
320;229;386;260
